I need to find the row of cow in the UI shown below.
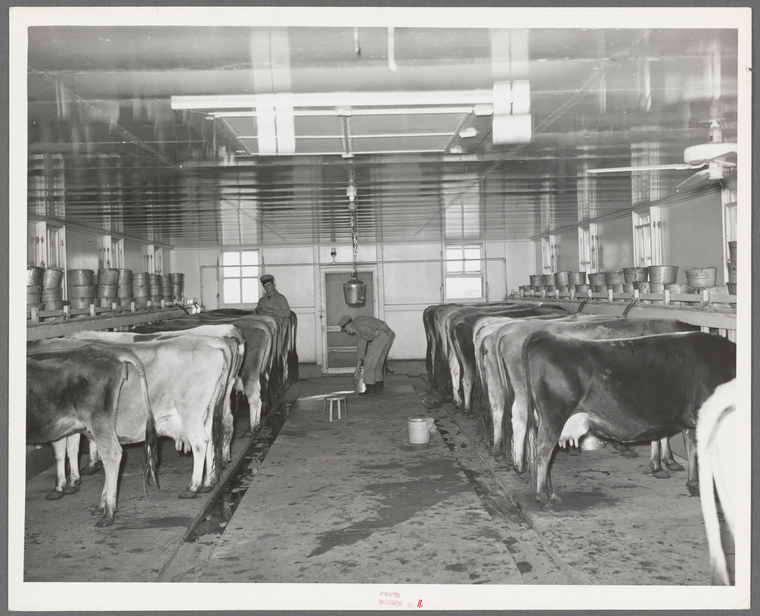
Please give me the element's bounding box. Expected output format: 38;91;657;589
26;309;299;527
424;301;737;583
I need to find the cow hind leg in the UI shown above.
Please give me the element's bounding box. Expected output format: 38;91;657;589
649;440;671;479
91;437;122;528
535;430;561;511
46;437;69;501
660;436;685;471
80;438;103;476
682;428;699;496
511;399;528;474
63;434;82;493
179;438;210;498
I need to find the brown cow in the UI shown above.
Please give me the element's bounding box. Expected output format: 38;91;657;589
27;344;158;527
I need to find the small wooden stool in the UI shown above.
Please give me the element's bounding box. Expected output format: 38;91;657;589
322;396;348;422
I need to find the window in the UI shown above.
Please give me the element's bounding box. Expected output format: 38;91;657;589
444;244;483;300
541;235;557;274
222;250;261;304
102;235;124;269
632;208;662;267
578;227;591;272
31;221;65;270
722;186;737;243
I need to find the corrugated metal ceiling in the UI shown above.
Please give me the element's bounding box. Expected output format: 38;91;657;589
25;19;740;248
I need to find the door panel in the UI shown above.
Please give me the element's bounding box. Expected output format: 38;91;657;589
324;271;374;370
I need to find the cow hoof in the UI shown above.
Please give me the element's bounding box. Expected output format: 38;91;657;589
686;482;700;497
197;485;214;494
94;517;114;528
45;490;65;501
178;489;198;499
665;460;685;472
619;449;639;459
80;460;103;476
62;484;81;495
72;477;83;487
651;469;671;479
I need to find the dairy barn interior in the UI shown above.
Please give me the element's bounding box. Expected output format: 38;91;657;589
11;7;752;612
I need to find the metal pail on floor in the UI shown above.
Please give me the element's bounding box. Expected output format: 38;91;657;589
580;434;607;450
407;417;436;444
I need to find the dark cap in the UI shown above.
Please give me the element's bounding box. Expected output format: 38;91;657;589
260;274;274;285
338;316;353;330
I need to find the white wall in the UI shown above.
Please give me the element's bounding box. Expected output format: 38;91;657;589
124;240;145;273
556;230;579;274
66;228;100;271
381;243;442;360
484;241;507;301
660;191;725;285
505;240;535;294
171;249;217;306
598;217;635;271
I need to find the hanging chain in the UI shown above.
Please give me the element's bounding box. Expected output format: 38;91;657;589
350;207;358;278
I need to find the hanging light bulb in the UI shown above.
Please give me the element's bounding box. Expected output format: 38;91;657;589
343;172;366;306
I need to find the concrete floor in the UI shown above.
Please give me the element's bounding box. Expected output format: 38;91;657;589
19;372;741;611
201;375;526;585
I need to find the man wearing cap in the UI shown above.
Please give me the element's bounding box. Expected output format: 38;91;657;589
254;274;291;318
339;315;395;396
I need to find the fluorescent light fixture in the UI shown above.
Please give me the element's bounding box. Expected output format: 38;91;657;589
210;106;481;119
171;90;494;111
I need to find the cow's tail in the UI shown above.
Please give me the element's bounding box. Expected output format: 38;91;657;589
118;349;160;492
288;311;299;383
522;331;549;494
697;379;736;585
210;357;230;484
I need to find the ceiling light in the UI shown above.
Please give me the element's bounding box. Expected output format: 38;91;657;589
459;127;477;139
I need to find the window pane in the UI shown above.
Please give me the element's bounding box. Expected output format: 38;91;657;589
222;252;240;278
223;279;240;304
46;228;60;268
223;252;240;265
464;247;481;273
241;251;258;266
446;247;463;274
241;266;259;278
446;277;482;299
241;278;258;303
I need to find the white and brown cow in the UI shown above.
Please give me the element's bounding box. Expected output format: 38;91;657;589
100;324;245;466
27;343;158;527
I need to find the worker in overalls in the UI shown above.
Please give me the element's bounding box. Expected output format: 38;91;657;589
339;315;395;396
254;274;291;318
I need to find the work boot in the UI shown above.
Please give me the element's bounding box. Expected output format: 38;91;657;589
375;380;384;394
359;383;376;396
